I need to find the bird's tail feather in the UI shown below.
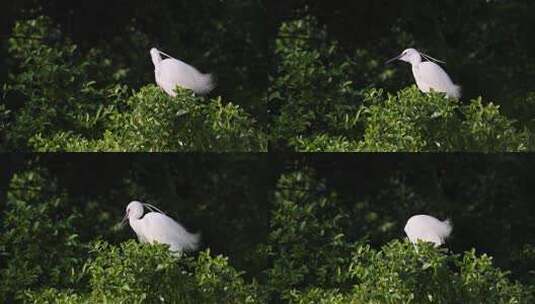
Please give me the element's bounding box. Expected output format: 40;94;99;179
441;219;453;238
185;231;201;251
194;73;216;95
449;85;461;99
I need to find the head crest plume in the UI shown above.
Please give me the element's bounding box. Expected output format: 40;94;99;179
155;49;177;60
143;202;167;215
420;51;446;64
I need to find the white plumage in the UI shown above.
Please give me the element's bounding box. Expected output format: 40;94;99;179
123;201;200;254
387;48;461;99
404;214;452;247
150;48;215;96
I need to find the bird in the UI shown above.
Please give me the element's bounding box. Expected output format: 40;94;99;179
150;47;215;96
404;214;452;247
386;48;461;99
122;201;200;254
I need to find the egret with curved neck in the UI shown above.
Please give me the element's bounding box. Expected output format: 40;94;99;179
123;201;200;254
150;47;215;96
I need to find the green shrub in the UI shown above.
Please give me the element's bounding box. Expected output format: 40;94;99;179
260;170;535;303
4;17;266;152
104;85;266;152
267;16;529;152
261;170;357;300
348;241;534;303
30;86;267;151
25;241;263;304
290;134;360;152
267;16;364;146
1;168;263;303
4;16;125;150
291;86;531;152
286;288;354;304
2;167;535;303
357;87;528;152
0;170;85;302
0;102;9;150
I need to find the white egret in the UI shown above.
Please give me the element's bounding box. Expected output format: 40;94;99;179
404;214;452;247
122;201;200;254
387;48;461;99
150;48;215;96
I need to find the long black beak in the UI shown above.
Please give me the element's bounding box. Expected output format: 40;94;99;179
121;214;128;226
385;54;402;64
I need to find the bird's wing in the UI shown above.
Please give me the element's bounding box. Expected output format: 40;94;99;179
405;215;450;246
406;227;442;246
159;59;214;95
416;62;458;97
142;212;200;252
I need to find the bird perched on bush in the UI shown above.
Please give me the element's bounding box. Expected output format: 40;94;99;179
122;200;200;255
404;214;452;247
150;48;215;96
387;48;461;99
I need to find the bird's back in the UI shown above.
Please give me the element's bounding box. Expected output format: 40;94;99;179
405;215;452;246
141;212;200;252
156;58;214;95
413;61;460;99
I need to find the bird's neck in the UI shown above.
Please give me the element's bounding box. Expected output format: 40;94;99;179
129;216;143;235
409;57;422;66
151;53;162;67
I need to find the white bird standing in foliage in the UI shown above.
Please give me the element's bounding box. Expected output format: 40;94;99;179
122;201;200;254
387;48;461;99
404;214;452;247
150;47;215;96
